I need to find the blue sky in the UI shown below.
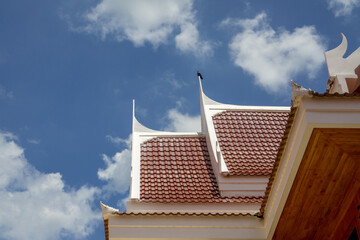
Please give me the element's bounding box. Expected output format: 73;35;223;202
1;0;360;239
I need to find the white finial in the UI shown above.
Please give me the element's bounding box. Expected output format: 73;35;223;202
325;34;360;93
100;201;119;219
325;33;360;76
197;72;222;106
132;99;136;133
132;99;135;118
132;99;162;133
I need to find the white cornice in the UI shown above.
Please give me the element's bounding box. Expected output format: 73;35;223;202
107;214;265;239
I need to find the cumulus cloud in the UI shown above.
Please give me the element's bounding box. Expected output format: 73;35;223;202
164;108;201;132
98;135;131;195
175;22;213;56
327;0;360;17
0;132;100;240
80;0;212;56
106;134;131;147
223;13;326;93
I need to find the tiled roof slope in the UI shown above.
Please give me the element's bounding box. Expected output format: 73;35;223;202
213;111;289;176
140;137;262;203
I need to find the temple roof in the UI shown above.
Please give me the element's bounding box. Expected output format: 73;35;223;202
101;35;360;240
213;110;289;176
140;136;263;203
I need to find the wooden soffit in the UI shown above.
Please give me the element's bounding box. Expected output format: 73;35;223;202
273;128;360;240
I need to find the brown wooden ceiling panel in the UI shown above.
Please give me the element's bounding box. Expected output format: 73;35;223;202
273;128;360;240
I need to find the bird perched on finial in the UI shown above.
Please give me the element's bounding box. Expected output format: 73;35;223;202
197;71;203;80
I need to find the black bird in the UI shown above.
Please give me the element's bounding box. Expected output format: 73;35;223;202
197;71;203;80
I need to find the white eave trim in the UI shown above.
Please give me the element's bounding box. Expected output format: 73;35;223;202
208;105;291;112
107;214;266;240
101;201;119;220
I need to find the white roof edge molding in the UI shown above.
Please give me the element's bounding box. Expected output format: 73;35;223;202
325;33;360;94
132;99;202;135
199;78;229;177
199;78;223;106
100;201;119;220
199;78;290;112
132;99;163;133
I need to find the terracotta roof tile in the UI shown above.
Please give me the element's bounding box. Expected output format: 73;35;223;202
140;137;262;203
311;92;360;97
213;111;289;176
114;211;256;216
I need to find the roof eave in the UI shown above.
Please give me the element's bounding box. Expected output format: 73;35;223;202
261;95;360;239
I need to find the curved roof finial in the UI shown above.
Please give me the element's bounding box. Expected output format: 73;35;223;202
325;33;347;59
197;72;222;106
132;99;136;133
325;33;360;77
132;99;135;119
132;99;159;133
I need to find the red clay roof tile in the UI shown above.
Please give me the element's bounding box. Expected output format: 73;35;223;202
140;137;262;203
114;211;256;216
213;111;289;176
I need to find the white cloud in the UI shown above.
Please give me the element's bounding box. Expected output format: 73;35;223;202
81;0;213;56
117;196;129;210
175;22;213;56
98;139;131;195
223;13;325;93
0;132;100;240
327;0;360;17
106;134;131;147
100;135;131;195
164;108;201;132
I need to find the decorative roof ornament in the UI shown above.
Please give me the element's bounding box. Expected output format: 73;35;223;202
325;33;360;94
290;81;314;107
100;201;119;219
132;99;159;133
